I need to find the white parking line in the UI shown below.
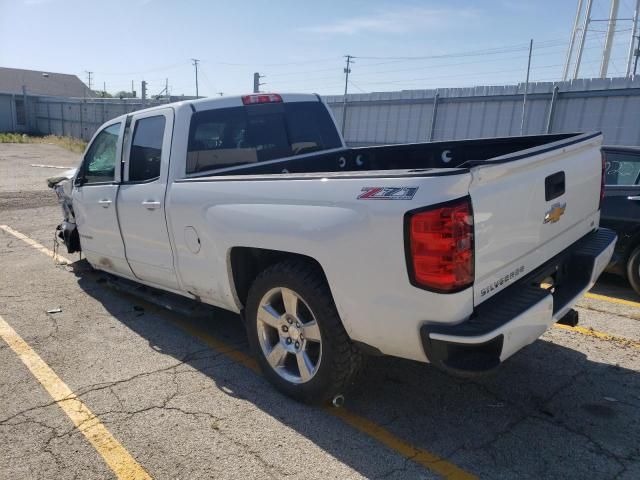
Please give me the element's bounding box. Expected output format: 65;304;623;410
0;224;71;265
30;164;71;169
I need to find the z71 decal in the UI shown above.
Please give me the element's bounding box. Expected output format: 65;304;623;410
357;186;418;200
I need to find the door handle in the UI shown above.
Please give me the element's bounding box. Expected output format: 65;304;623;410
142;200;161;210
98;199;112;208
627;196;640;201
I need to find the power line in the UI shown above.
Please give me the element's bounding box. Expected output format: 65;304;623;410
268;37;619;90
93;62;186;76
354;39;567;62
348;80;367;93
269;44;607;87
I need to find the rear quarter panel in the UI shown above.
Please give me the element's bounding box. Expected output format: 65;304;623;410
166;171;473;361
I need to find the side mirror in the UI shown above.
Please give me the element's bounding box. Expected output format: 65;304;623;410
74;175;86;187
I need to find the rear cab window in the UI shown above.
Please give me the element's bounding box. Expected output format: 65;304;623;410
186;101;341;175
128;115;166;182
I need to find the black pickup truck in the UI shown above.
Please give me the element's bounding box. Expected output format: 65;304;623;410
601;146;640;295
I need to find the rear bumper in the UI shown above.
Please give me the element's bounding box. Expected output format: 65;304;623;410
420;228;617;375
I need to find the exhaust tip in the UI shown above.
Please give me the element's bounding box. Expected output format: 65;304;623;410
331;394;345;408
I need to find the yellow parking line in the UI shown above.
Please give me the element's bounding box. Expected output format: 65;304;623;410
329;407;476;479
123;294;477;480
0;224;71;264
3;225;477;480
0;314;151;480
554;323;640;349
584;292;640;309
174;323;475;479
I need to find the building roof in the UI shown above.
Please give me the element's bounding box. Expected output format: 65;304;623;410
0;67;94;97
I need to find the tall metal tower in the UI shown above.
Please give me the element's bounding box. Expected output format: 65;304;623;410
563;0;640;80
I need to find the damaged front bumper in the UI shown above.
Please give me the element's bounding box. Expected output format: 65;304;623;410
48;168;80;254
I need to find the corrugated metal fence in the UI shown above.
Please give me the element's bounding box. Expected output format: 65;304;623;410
324;77;640;147
1;94;179;140
7;77;640;146
30;96;169;141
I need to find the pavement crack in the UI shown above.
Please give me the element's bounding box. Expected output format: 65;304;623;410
577;303;640;322
0;347;213;426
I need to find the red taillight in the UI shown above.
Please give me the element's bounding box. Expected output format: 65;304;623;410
599;150;606;209
406;197;474;293
241;93;283;105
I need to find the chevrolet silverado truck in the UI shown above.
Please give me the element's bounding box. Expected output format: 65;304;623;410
49;93;616;404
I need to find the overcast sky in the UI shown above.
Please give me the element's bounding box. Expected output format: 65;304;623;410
0;0;636;97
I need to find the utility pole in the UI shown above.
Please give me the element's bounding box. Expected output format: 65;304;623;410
627;0;640;77
520;39;533;136
253;72;265;93
103;81;106;97
165;78;169;101
141;80;147;107
635;35;640;76
191;59;200;98
85;71;93;91
131;80;136;97
341;55;354;137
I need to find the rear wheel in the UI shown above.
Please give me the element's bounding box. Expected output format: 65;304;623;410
245;259;364;404
626;246;640;296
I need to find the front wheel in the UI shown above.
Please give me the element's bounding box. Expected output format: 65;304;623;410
626;246;640;297
245;259;364;404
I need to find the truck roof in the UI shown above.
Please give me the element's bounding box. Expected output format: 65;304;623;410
115;93;321;120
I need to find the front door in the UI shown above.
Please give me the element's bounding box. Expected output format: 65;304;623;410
72;121;133;276
116;109;179;290
601;149;640;254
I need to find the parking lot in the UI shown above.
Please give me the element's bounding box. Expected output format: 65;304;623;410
0;143;638;479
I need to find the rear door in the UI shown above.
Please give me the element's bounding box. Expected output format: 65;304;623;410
116;108;179;290
600;149;640;252
72;120;133;276
468;134;603;304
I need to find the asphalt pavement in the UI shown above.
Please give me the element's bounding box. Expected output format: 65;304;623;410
1;143;638;479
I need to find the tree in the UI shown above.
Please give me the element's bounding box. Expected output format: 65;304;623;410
114;90;136;99
93;90;113;98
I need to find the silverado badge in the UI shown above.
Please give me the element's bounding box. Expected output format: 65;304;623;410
544;202;566;224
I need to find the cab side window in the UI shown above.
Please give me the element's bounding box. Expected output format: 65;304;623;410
604;152;640;186
82;123;121;184
129;115;166;182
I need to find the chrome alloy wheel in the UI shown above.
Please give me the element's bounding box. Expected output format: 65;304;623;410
256;287;322;384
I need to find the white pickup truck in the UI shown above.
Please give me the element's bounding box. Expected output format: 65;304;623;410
50;93;616;404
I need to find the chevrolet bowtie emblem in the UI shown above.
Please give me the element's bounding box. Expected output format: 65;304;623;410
544;202;566;224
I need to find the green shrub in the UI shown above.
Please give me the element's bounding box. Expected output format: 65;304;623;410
0;133;87;153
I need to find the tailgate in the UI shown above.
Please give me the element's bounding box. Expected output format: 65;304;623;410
469;133;603;305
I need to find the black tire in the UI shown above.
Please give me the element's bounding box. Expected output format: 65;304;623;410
626;246;640;297
245;259;364;404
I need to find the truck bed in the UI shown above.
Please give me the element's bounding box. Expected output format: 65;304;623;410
192;132;589;178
